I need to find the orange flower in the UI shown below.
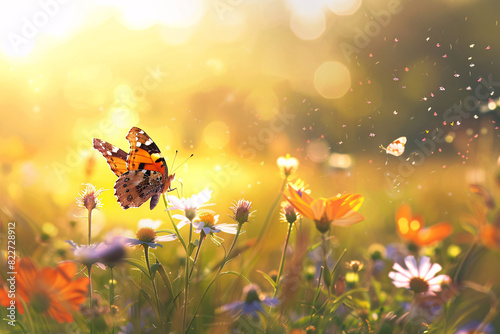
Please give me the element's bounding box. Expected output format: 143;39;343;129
0;258;88;323
479;225;500;249
283;184;365;233
396;204;453;247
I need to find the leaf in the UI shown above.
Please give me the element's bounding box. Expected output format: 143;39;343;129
157;262;176;306
187;242;197;257
220;271;252;285
129;279;160;322
256;270;277;290
151;263;161;278
123;258;151;279
155;229;176;235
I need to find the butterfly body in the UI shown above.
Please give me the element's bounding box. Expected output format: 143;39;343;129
93;127;175;210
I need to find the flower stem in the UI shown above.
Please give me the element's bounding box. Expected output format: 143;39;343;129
87;208;92;245
274;222;293;297
144;245;161;328
186;223;243;333
183;222;193;332
453;237;477;282
87;265;92;307
255;177;288;249
110;267;115;334
87;264;93;333
163;194;187;251
190;237;204;279
321;234;331;297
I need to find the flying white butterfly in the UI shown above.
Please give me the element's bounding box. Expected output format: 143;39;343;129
380;137;407;156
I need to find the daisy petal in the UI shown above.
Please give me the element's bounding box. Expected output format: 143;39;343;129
156;234;177;242
389;272;411;284
392;263;413;279
418;256;431;278
392;280;411;288
404;256;419;277
427;274;449;285
424;263;442;281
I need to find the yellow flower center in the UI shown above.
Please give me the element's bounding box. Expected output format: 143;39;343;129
199;212;215;227
136;227;156;244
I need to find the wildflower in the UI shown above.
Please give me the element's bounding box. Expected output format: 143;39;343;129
289;178;311;196
194;212;238;238
0;258;88;323
284;184;365;233
229;199;254;225
168;188;213;225
346;260;364;273
389;255;450;294
66;240;108;269
396;204;453;247
76;183;105;211
281;204;298;224
277;154;299;177
219;284;278;317
124;219;176;249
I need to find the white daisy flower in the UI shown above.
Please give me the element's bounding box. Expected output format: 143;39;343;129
194;213;238;237
168;189;213;227
389;255;450;294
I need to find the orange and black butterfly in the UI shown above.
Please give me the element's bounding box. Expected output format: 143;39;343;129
93;127;175;210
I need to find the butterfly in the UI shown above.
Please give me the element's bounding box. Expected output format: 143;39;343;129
93;127;175;210
379;136;407;156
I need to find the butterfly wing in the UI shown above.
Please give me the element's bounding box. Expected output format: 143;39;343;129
386;136;407;156
92;138;128;176
126;127;167;176
114;170;165;210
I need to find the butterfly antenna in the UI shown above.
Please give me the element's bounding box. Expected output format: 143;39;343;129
170;150;179;172
172;154;194;173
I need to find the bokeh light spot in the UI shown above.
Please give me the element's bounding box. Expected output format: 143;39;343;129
314;61;351;99
203;121;230;149
306;139;330;162
410;220;421;231
325;0;362;15
290;12;326;41
398;218;409;234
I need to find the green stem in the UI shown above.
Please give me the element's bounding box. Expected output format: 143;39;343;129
186;223;243;333
183;222;193;332
144;245;161;328
87;265;92;308
453;238;477;282
110;267;115;334
162;194;187;251
190;237;204;279
321;234;331;298
402;298;416;333
87;264;93;333
274;222;293;297
88;208;92;245
254;177;288;249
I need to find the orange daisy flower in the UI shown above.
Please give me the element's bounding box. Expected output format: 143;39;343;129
0;258;88;323
396;204;453;247
283;184;365;233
